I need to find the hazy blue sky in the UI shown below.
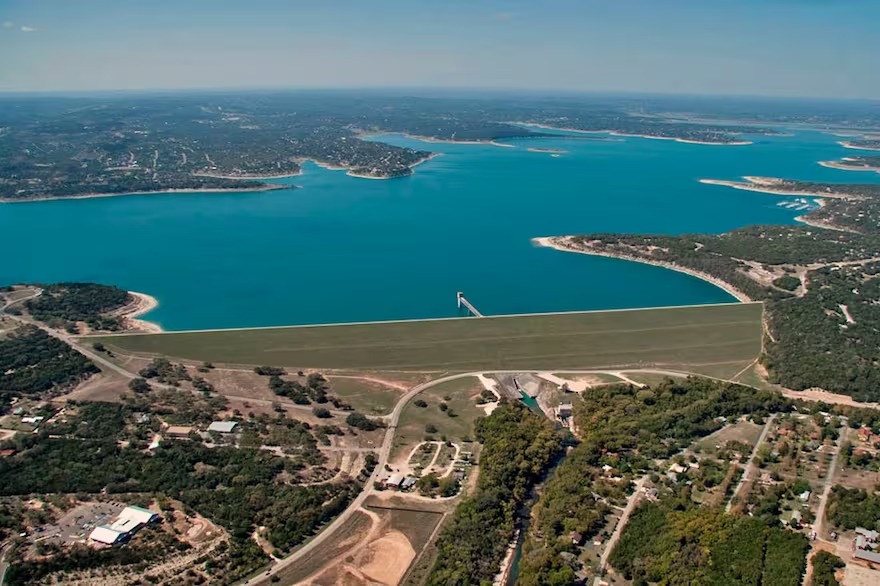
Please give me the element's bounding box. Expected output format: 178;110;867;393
2;0;878;98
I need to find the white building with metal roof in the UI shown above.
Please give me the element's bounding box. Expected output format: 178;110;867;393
207;421;238;433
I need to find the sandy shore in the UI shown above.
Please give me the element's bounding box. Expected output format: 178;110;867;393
117;292;163;333
513;122;752;145
699;178;857;200
533;236;753;302
0;184;286;204
838;141;880;152
818;160;880;173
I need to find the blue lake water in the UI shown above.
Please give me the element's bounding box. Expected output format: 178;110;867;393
2;129;878;331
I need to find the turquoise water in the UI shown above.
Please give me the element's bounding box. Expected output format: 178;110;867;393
2;129;877;331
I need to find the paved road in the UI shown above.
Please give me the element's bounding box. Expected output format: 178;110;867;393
249;370;476;585
249;367;764;584
727;414;777;512
0;294;834;584
0;542;12;586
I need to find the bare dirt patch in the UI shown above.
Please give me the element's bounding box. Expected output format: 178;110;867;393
52;371;130;404
269;509;374;585
355;529;415;585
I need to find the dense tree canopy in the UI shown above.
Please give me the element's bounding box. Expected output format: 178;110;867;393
427;402;562;586
0;325;98;401
25;283;131;330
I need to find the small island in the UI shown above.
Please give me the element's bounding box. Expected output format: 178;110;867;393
526;147;568;154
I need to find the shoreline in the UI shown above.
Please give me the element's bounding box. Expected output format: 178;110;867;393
0;184;286;204
838;141;880;152
341;152;442;180
513;122;753;146
192;171;302;180
818;160;880;173
365;131;516;148
794;198;856;233
699;178;858;200
118;292;163;333
533;236;753;303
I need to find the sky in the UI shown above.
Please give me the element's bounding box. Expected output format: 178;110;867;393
1;0;879;99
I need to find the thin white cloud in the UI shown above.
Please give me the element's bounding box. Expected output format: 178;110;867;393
2;21;14;29
20;25;37;32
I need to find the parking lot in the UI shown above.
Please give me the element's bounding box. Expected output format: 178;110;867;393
30;501;126;546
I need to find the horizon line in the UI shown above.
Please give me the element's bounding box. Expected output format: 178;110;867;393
1;85;879;103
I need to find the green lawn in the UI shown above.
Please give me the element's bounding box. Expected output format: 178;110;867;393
393;377;486;459
88;303;763;372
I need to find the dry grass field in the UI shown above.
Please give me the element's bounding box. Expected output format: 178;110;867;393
87;303;763;373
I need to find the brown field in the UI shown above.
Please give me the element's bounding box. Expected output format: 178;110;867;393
53;370;130;404
323;375;404;415
269;509;375;585
698;420;764;450
301;505;445;586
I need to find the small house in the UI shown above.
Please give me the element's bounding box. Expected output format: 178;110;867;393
385;473;404;488
165;425;193;437
856;527;879;543
401;476;417;490
569;531;584;546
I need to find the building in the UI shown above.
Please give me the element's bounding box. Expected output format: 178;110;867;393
557;403;573;419
853;548;880;564
165;425;193;437
89;526;126;545
207;421;238;434
856;527;879;543
113;505;159;529
385;473;404;488
89;506;159;546
669;463;688;474
401;476;417;490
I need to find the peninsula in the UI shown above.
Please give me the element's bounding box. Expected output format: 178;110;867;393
0;92;790;201
819;155;880;173
537;174;880;403
839;139;880;152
